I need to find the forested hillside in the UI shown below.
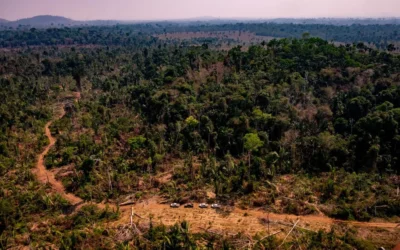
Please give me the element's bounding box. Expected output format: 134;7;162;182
0;26;399;249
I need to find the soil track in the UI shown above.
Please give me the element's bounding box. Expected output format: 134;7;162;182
123;199;400;236
33;92;83;206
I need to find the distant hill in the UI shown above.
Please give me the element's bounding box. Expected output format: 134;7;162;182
12;15;75;27
1;15;122;28
0;18;9;23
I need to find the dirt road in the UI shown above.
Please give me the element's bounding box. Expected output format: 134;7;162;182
121;199;400;236
33;93;83;206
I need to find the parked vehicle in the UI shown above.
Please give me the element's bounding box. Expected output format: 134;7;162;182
211;203;221;209
170;203;180;208
199;203;208;208
184;203;194;208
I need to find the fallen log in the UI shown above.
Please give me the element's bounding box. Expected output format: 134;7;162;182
119;200;135;206
279;219;300;248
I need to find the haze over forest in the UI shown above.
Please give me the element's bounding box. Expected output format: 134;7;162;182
1;0;400;21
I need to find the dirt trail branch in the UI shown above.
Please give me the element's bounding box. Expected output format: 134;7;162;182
33;92;83;206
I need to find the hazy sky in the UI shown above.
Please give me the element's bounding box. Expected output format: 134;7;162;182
1;0;400;21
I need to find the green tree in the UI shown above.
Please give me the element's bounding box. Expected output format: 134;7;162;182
243;133;264;169
128;136;147;151
185;116;199;128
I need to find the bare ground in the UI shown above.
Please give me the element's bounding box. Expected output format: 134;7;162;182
156;31;274;43
119;198;400;234
33;92;83;206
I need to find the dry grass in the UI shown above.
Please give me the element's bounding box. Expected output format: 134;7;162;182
156;31;275;44
112;196;400;247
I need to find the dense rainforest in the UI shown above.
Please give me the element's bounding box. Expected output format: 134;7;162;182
0;25;399;249
2;22;400;48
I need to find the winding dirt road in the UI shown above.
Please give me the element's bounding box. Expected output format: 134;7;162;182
33;92;83;206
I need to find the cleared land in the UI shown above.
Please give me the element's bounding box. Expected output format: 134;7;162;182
156;31;275;44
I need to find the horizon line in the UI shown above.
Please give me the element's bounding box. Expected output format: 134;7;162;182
3;15;400;22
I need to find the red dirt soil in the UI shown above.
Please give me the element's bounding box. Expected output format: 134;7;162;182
120;198;400;236
33;92;83;206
